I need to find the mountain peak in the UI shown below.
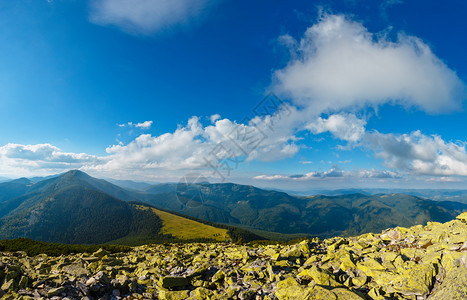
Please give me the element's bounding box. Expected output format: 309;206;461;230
9;177;32;185
61;170;90;179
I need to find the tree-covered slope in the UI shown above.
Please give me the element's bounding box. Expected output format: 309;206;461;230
0;186;134;244
142;183;467;238
0;171;265;244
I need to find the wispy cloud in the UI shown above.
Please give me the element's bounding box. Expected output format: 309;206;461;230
118;121;153;129
427;176;461;183
89;0;218;35
254;167;401;181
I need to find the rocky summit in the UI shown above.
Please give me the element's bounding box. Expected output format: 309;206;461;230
2;214;467;299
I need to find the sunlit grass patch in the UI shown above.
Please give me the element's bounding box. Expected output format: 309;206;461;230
135;205;230;241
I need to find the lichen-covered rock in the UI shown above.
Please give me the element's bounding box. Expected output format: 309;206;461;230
298;265;340;287
47;286;65;297
332;287;365;299
62;263;89;277
455;212;467;222
430;264;467;300
159;275;192;288
158;289;190;300
391;263;436;296
189;286;214;299
275;277;310;300
0;213;466;299
92;248;110;258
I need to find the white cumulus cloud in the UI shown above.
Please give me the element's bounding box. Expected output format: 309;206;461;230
210;114;221;123
274;14;466;114
0;110;300;179
306;113;366;142
134;121;153;129
90;112;299;177
365;130;467;176
0;143;100;177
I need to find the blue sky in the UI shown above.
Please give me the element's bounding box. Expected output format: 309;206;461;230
0;0;466;190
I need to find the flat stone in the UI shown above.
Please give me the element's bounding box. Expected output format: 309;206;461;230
62;264;89;277
159;276;191;289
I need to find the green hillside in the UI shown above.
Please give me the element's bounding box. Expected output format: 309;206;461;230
0;186;134;244
142;183;467;238
0;171;264;245
136;205;230;241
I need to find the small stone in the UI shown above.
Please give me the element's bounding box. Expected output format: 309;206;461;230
352;275;367;287
92;248;110;258
239;289;256;300
1;279;14;291
95;271;110;284
47;287;65;297
298;265;340;287
381;229;401;242
85;277;97;287
211;270;225;282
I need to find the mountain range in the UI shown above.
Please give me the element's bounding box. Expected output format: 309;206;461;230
0;171;262;244
0;170;466;244
138;183;467;238
282;187;467;204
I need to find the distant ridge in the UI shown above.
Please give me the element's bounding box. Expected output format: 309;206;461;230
140;182;467;238
0;170;264;244
0;170;466;242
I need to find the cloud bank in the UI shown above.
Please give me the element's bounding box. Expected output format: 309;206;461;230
3;115;467;180
99;113;299;174
254;167;400;181
90;0;216;34
274;14;466;114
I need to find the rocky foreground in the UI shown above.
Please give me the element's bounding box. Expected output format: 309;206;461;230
2;214;467;299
